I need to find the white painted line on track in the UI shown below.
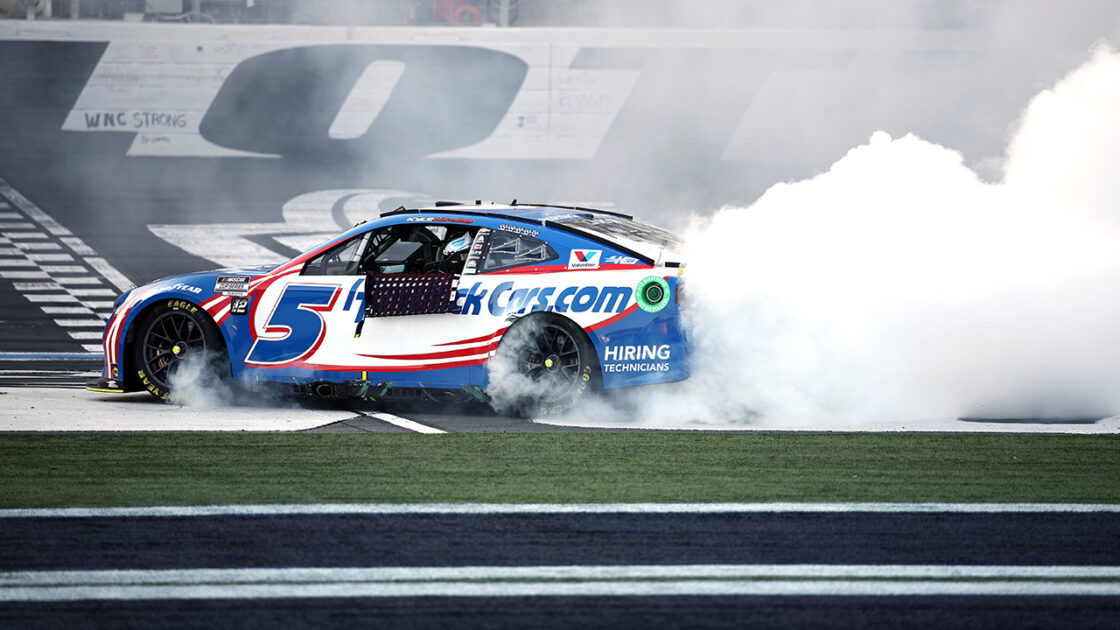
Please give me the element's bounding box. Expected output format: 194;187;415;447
0;352;101;360
0;270;49;279
8;565;1120;586
3;568;1120;601
26;253;74;262
39;265;90;274
52;319;105;327
55;276;102;285
360;410;447;434
26;294;80;303
42;308;96;316
83;257;133;292
12;241;60;250
69;287;115;296
3;502;1119;519
13;281;62;290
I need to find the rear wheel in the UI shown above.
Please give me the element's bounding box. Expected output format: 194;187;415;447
130;300;227;401
489;314;601;417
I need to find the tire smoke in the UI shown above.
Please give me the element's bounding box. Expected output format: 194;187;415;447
166;350;294;409
577;45;1120;428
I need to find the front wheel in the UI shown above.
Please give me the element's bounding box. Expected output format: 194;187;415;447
488;314;601;418
130;299;228;402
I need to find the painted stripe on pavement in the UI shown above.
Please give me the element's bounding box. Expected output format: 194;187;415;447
42;308;96;316
69;287;116;296
7;565;1120;586
366;411;447;434
13;282;62;290
12;241;60;250
83;256;133;292
0;270;49;279
3;566;1120;601
25;294;79;303
53;319;106;327
3;502;1119;519
26;253;75;262
55;277;102;285
0;352;102;360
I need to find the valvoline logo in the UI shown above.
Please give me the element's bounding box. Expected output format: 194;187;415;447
568;249;601;270
458;281;631;316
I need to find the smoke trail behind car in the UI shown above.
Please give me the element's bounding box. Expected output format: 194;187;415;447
578;45;1120;429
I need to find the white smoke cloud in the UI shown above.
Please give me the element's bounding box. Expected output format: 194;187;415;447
562;44;1120;428
166;349;296;409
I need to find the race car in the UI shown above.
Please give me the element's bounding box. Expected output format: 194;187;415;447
88;202;688;416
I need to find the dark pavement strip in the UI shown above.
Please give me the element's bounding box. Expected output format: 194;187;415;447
4;594;1120;630
3;512;1118;571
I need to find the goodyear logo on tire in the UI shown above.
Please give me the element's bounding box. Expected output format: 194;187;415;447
636;276;670;313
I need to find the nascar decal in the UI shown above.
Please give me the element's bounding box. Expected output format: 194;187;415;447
568;249;601;270
215;275;250;297
457;281;631;317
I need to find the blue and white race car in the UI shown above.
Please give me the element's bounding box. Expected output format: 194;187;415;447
88;203;688;416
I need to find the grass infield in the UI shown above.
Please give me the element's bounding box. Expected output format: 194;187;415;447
0;433;1117;508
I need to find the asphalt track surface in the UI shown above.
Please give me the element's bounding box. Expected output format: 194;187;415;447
3;508;1120;628
0;357;608;433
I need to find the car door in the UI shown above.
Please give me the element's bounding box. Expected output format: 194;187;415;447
350;222;498;387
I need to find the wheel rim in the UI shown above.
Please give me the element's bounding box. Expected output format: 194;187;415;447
516;323;582;403
141;311;205;391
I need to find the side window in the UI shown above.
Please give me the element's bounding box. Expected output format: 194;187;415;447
479;230;557;273
358;225;477;275
302;233;370;276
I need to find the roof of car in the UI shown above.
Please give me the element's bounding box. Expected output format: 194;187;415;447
380;202;633;225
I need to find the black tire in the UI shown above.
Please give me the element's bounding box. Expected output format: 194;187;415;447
489;313;601;418
130;299;227;402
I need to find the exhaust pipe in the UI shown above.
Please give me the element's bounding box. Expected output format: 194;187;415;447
312;382;336;398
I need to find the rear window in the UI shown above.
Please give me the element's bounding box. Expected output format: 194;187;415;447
561;217;684;251
477;229;558;273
